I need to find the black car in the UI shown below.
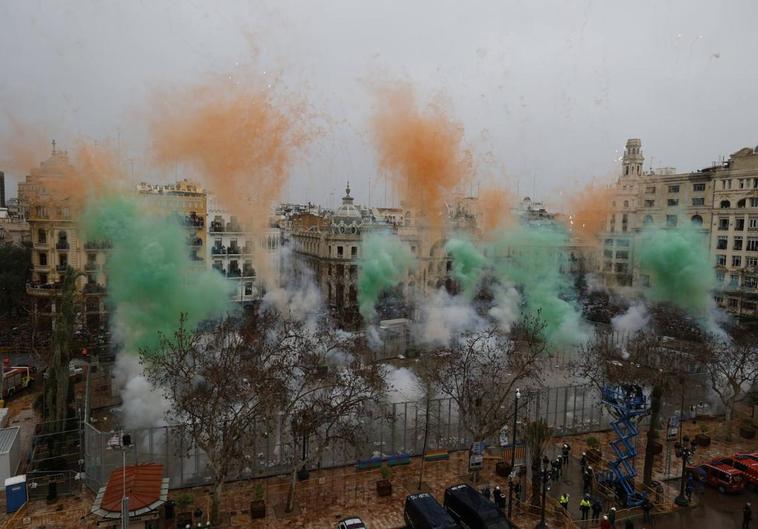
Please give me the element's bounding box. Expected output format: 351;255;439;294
444;484;512;529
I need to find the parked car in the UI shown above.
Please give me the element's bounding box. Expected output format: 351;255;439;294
444;484;512;529
337;516;367;529
405;492;460;529
689;462;746;493
730;454;758;488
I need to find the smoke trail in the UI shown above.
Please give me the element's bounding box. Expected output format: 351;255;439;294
638;223;720;333
611;302;650;334
492;224;588;346
477;186;516;235
262;243;324;325
371;83;473;230
445;236;487;297
150;74;311;287
564;183;615;243
357;232;414;321
81;194;233;354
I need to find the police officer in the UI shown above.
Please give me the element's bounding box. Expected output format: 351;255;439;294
579;495;591;520
559;493;569;511
562;442;571;465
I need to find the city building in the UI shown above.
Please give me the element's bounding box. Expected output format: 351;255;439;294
0;172;30;245
18;145;108;331
136;180;207;264
601;138;758;317
207;194;281;303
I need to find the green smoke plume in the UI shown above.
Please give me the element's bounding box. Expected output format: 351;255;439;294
445;237;487;298
638;223;716;320
81;194;233;354
357;232;414;320
491;224;587;346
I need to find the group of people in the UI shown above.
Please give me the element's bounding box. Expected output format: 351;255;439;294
480;481;521;511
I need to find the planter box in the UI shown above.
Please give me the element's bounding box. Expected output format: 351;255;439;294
740;426;756;440
250;500;266;519
694;433;711;447
424;449;449;462
356;457;383;470
376;479;392;497
386;454;411;467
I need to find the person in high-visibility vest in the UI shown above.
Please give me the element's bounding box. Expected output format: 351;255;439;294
559;493;569;510
579;495;591;520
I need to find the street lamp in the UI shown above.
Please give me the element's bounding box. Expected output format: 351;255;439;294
674;435;696;506
507;388;521;518
535;455;551;529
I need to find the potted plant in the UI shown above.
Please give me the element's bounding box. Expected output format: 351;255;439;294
739;419;756;440
376;465;393;497
586;436;602;463
250;483;266;519
695;424;711;447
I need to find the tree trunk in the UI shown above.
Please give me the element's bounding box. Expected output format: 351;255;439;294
725;400;735;441
643;384;662;486
211;480;223;526
286;468;297;513
531;456;541;507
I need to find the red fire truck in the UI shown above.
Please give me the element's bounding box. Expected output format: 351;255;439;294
1;359;34;401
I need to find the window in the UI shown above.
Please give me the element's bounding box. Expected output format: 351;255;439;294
244;282;253;296
716;255;726;266
59;254;68;267
38;252;47;266
750;217;758;230
667;199;679;207
693;183;706;192
603;249;613;258
37;229;46;244
692;198;704;206
721;200;731;208
729;298;739;308
739;179;746;189
666;215;677;227
736;218;745;231
644;200;655;207
717;237;728;250
668;185;680;193
623;200;629;208
734;237;743;251
730;275;739;287
719;218;730;230
35;206;48;218
745;276;758;289
615;250;629;259
645;186;656;193
615;263;628;273
716;271;725;283
604;239;614;246
337;245;344;257
738;199;747;208
748;238;758;252
752;198;758;207
351;246;357;257
617;239;630;247
748;256;758;268
732;255;742;267
691;215;703;225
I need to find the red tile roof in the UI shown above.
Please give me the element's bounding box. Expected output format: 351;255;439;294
101;464;164;513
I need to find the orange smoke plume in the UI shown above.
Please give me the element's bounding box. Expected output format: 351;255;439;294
0;115;50;175
564;183;615;242
150;77;310;285
478;186;516;234
371;83;473;228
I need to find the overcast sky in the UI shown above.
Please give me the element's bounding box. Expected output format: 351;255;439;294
2;0;757;210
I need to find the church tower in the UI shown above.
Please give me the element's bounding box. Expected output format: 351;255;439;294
622;138;644;178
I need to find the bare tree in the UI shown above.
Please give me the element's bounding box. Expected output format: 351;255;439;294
524;419;552;507
263;313;387;513
576;327;709;485
697;336;758;440
429;313;546;442
142;315;285;525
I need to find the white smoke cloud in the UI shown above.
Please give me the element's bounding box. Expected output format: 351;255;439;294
416;289;484;346
262;243;324;323
611;302;650;334
113;353;170;429
384;366;422;403
489;284;521;333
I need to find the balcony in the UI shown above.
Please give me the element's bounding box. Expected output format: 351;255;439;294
226;222;242;233
34;241;48;249
209;221;225;233
212;264;224;274
85;262;100;272
187;237;203;247
228;268;242;278
211;245;226;255
56;264;69;272
56;240;70;250
83;282;107;294
84;240;113;250
26;281;62;296
227;246;241;255
182;213;204;228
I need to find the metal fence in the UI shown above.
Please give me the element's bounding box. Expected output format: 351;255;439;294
83;382;610;492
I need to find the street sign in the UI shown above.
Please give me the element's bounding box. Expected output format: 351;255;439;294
469;453;483;472
667;414;680;441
